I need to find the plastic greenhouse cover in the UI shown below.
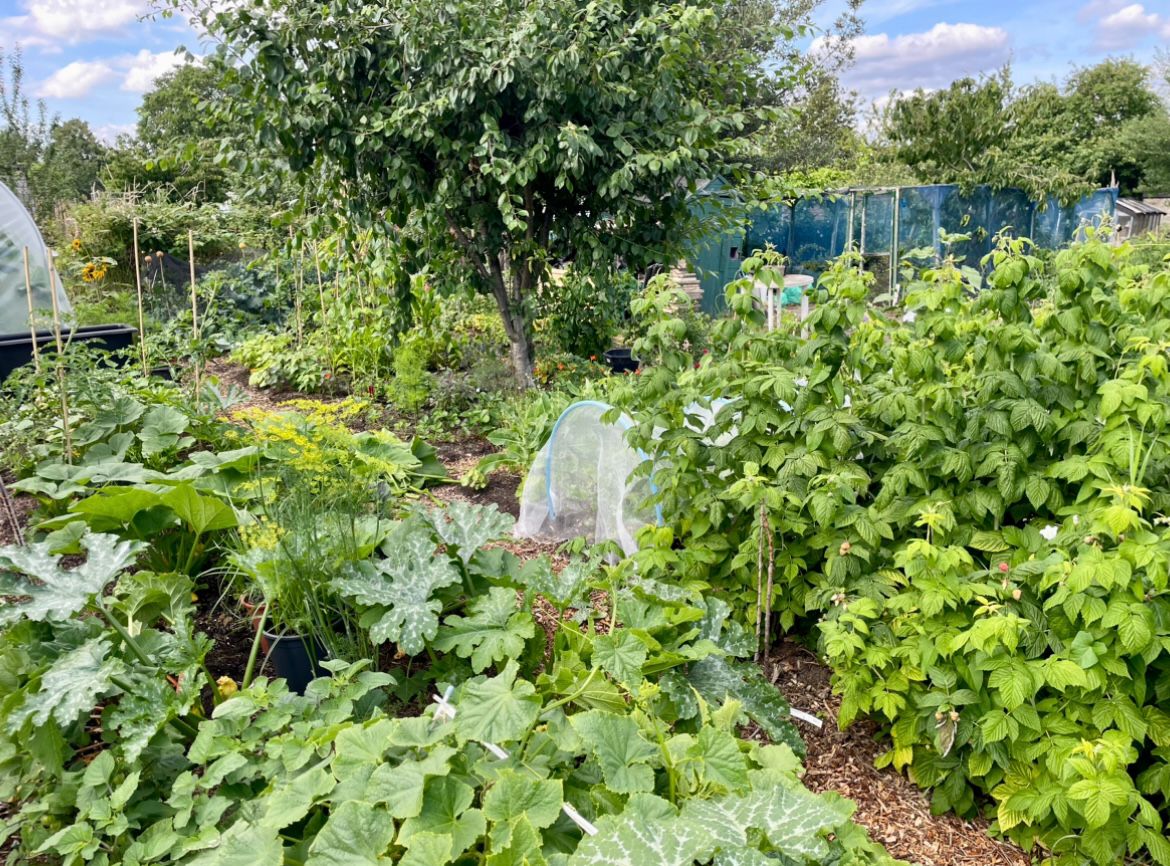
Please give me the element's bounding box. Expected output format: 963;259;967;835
0;181;70;336
516;398;753;555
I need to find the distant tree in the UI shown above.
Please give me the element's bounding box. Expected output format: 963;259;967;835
103;63;237;201
0;45;52;208
33;119;107;204
191;0;788;385
729;0;865;173
881;60;1170;199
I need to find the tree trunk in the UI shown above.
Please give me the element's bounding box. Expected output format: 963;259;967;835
494;292;535;388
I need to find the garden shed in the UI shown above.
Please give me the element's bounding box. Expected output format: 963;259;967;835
1115;197;1165;240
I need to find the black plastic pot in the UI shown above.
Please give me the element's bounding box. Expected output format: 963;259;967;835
603;347;640;374
264;631;329;694
0;324;138;382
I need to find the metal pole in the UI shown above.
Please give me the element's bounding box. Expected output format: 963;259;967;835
891;188;901;303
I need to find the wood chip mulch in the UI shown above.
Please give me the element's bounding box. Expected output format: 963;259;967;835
766;639;1032;866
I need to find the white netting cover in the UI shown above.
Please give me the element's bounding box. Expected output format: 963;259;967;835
516;401;659;555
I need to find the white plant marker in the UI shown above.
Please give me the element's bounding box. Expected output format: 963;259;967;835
789;708;823;729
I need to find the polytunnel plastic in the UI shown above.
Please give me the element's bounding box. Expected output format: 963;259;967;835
516;401;662;555
0;180;70;335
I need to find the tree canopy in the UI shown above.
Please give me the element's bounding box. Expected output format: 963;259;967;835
880;59;1170;199
192;0;788;383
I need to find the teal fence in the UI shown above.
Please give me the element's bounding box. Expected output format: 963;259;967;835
688;184;1118;313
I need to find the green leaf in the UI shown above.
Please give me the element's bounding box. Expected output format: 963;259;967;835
682;770;851;861
365;747;457;820
593;629;647;684
454;660;541;744
686;656;803;754
334;522;461;654
434;587;536;673
69;487;166;531
138;404;190;456
688;726;749;792
306;800;395;865
187;823;283;866
0;533;143;626
569;709;658;794
398;832;453;866
483;769;563;830
14;637;120;727
259;765;337;830
161;484;239;534
425;501;514;565
567;794;706;866
398;777;486;859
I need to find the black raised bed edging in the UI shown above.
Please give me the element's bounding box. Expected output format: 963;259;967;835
0;324;138;382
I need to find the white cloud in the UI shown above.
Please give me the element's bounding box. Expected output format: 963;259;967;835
36;60;116;99
23;0;148;42
820;22;1012;99
94;123;136;143
119;49;187;93
1092;4;1170;50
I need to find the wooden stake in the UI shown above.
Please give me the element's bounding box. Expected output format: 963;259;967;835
188;230;199;342
188;230;201;394
291;228;303;345
47;254;72;464
313;242;327;324
132;218;148;375
21;247;40;375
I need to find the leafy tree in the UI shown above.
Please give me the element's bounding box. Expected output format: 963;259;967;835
103;63;235;201
188;0;785;385
881;60;1170;199
34;119;106;204
0;44;52;209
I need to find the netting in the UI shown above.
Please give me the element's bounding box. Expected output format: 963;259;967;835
743;184;1118;297
0;181;70;335
516;401;661;555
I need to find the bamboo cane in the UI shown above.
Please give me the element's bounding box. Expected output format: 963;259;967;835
132;219;148;374
291;228;304;345
47;255;72;464
0;475;24;546
21;247;40;375
188;230;199;342
189;230;201;393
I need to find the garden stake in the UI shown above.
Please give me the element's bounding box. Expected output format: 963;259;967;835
754;502;765;662
764;514;775;660
294;252;305;346
47;256;73;464
21;247;40;374
313;242;336;379
0;476;24;546
132;218;148;374
312;242;328;322
188;230;201;393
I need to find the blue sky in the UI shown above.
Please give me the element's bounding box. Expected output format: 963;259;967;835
1;0;1168;142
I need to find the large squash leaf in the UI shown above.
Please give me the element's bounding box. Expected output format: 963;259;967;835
434;586;536;673
333;520;459;654
454;661;541;745
424;501;514;565
0;533;143;626
686;656;804;755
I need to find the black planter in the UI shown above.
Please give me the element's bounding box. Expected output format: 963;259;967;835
603;347;640;374
0;324;138;382
264;631;329;694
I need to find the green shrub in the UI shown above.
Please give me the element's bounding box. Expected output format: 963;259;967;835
620;235;1170;866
